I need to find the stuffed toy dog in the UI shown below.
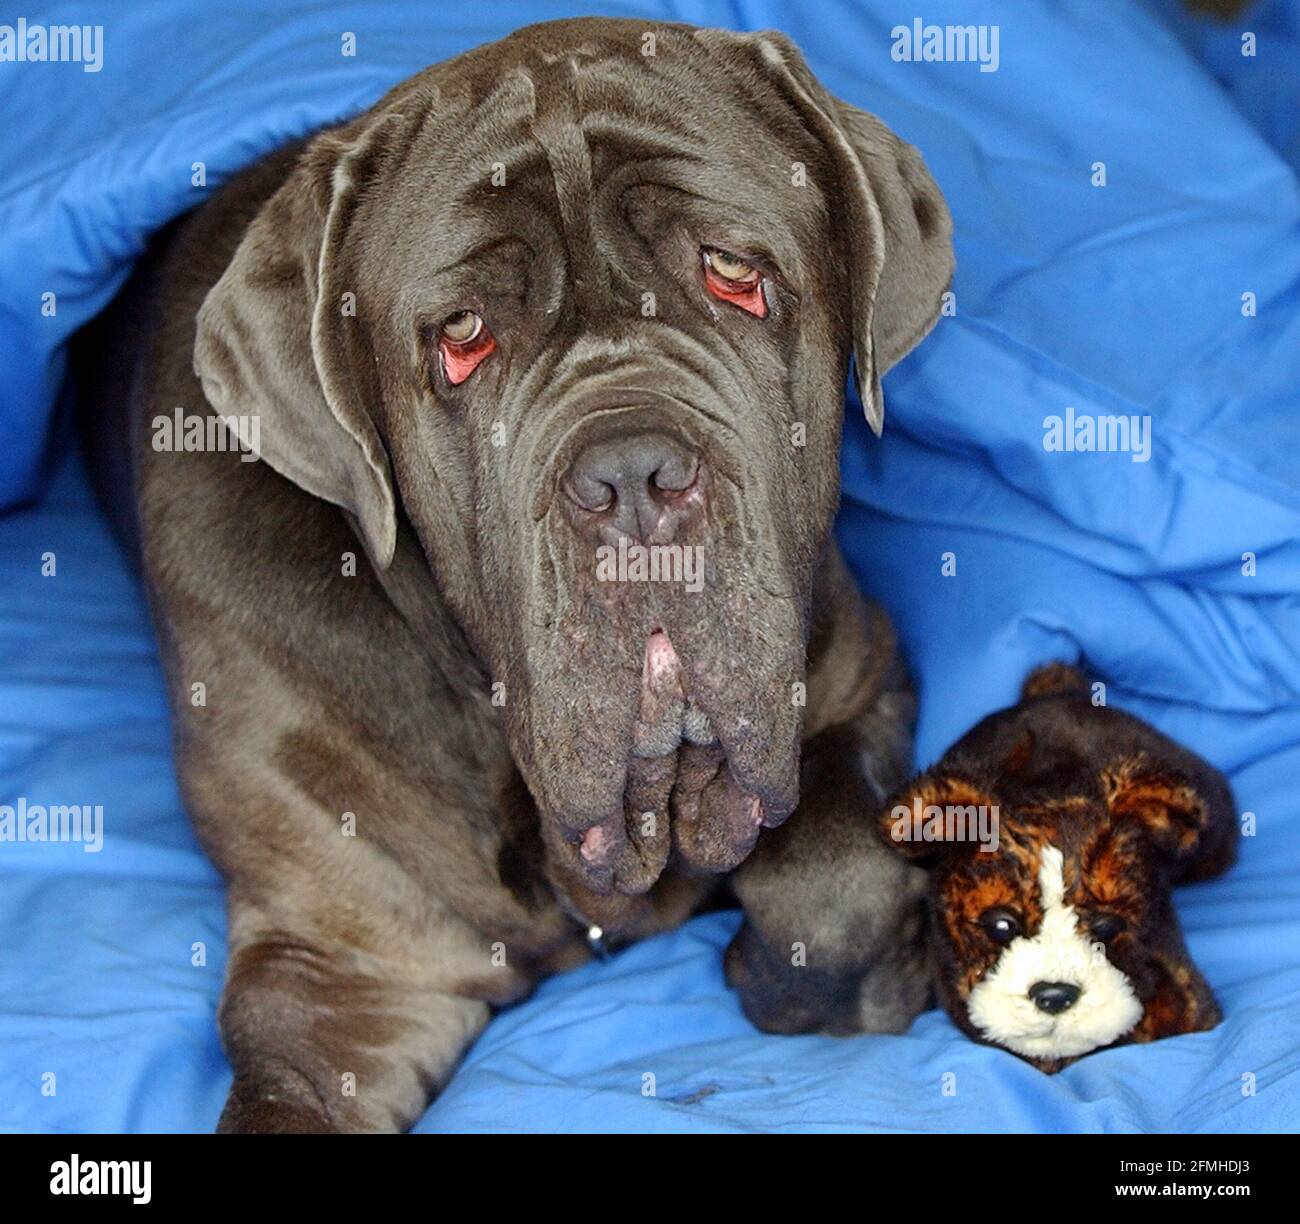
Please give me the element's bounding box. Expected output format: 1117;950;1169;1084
877;663;1238;1071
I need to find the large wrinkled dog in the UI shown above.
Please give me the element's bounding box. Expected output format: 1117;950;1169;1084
78;18;953;1131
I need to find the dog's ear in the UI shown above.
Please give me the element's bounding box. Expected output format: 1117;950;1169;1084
1102;754;1214;864
194;113;406;571
878;772;998;863
826;88;954;435
695;29;954;435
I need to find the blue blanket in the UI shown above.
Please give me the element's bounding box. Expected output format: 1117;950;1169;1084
2;0;1298;1133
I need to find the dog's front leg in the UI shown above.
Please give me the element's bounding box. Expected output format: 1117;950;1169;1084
725;557;931;1036
215;909;492;1133
725;720;931;1036
178;743;555;1134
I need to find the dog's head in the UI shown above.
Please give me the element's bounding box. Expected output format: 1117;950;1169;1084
194;19;952;905
880;711;1226;1070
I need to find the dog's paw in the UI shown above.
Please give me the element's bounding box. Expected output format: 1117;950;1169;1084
217;1070;337;1134
725;920;930;1037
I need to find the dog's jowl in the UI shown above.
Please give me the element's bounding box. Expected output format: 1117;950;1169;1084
77;18;953;1132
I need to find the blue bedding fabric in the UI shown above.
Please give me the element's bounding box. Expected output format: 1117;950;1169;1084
1;0;1298;1134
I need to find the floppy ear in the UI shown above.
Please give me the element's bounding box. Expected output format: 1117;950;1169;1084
1102;754;1214;864
878;772;998;863
194;114;403;570
696;30;954;435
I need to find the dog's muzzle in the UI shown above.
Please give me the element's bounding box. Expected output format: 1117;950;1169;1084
562;428;706;546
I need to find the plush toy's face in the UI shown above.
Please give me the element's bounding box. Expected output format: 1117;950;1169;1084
880;725;1231;1071
931;814;1156;1062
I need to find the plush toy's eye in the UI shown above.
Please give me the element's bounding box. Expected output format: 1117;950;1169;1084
701;246;768;318
979;906;1023;945
1088;912;1127;943
438;310;495;385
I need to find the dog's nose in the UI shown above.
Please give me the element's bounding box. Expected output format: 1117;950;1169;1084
1028;981;1081;1014
564;432;703;543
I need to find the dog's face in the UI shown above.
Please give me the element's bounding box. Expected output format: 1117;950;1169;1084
882;746;1222;1069
195;19;952;904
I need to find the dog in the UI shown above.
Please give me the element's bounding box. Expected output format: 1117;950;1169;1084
878;664;1238;1071
76;18;953;1131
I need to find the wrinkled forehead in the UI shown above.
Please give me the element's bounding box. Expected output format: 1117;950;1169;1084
453;38;810;179
363;44;830;287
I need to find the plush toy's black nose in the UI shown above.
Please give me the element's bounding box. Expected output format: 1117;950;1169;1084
1029;980;1081;1014
564;431;703;544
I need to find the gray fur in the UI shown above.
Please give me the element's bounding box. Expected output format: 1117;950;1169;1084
78;18;952;1132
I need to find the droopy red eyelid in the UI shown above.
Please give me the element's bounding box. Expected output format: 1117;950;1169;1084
702;256;768;319
439;327;496;385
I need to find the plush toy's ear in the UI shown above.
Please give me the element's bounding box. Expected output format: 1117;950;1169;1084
1102;754;1213;864
1001;728;1036;774
878;772;999;862
693;29;954;436
194;113;404;571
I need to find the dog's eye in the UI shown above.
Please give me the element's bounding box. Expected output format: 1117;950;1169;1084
1088;912;1127;943
442;310;483;344
705;248;758;282
979;906;1023;945
701;247;767;318
438;311;495;385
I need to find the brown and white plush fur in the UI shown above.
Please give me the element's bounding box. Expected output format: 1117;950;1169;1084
878;664;1238;1072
